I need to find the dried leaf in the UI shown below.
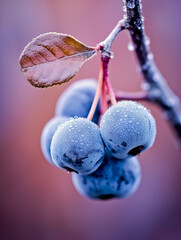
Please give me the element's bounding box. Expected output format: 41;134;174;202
19;32;96;87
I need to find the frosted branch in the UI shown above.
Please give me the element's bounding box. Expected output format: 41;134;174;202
124;0;181;143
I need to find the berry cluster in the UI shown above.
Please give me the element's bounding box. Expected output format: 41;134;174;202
41;79;156;200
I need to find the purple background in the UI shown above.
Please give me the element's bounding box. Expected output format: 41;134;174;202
1;0;181;240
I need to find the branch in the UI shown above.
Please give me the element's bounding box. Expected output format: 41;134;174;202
125;0;181;143
115;91;148;101
98;19;127;58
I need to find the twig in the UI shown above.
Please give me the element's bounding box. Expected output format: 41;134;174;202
115;91;148;101
98;19;127;58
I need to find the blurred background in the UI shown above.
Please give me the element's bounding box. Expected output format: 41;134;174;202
1;0;181;239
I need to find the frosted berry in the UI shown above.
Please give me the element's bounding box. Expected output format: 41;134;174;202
72;155;141;200
41;116;67;165
55;79;100;123
100;101;156;159
51;117;105;175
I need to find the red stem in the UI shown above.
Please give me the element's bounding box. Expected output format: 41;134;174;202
102;56;117;106
101;80;108;115
87;61;103;121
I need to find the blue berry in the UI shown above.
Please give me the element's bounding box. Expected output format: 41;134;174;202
100;101;156;159
41;116;67;165
72;156;141;200
55;79;100;124
51;117;105;175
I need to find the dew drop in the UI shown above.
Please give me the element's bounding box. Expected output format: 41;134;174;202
123;14;127;20
127;1;135;9
145;36;150;45
69;117;74;121
127;41;135;51
148;53;154;60
122;6;127;12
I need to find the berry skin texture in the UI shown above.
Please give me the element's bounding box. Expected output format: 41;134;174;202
72;156;141;200
100;101;156;159
51;117;105;175
41;116;67;165
55;79;100;124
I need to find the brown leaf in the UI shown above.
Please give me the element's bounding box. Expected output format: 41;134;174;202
19;32;96;87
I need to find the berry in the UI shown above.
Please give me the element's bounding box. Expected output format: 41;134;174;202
41;116;67;165
51;117;105;175
72;155;141;200
55;79;100;123
100;101;156;159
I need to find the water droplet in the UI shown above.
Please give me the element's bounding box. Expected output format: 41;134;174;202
142;16;145;22
148;53;154;60
141;82;150;91
123;14;127;20
122;6;127;12
127;1;135;9
124;114;128;117
127;41;135;51
145;36;150;45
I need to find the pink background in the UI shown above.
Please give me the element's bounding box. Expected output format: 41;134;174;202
1;0;181;240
